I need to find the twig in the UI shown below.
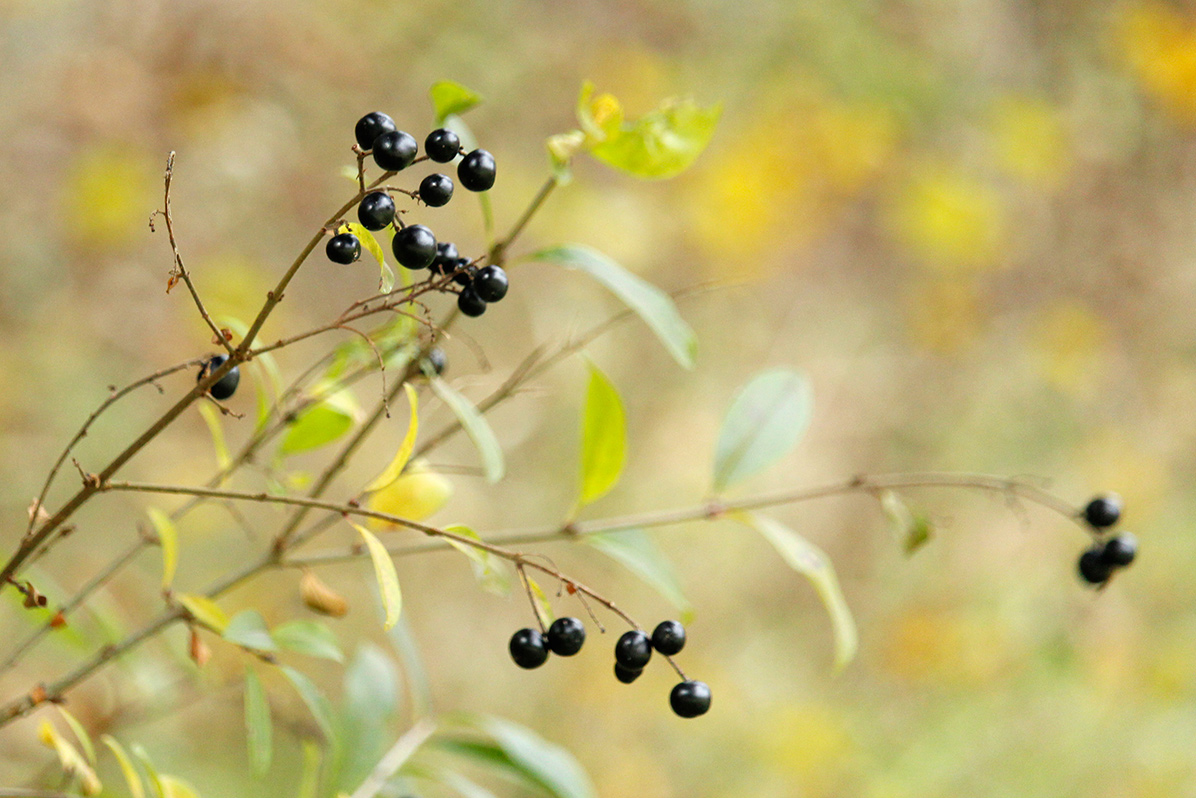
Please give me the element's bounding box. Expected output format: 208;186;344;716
349;719;437;798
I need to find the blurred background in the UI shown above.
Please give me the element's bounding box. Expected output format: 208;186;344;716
1;0;1195;795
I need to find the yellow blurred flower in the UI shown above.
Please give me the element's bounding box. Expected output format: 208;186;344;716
1120;1;1196;123
989;95;1071;188
1029;300;1107;396
62;144;157;250
887;164;1007;271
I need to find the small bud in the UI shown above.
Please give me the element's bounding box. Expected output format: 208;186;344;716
189;628;211;667
49;612;67;629
301;570;349;618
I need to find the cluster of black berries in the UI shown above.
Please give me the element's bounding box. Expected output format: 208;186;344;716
324;112;507;317
197;354;240;400
509;617;710;718
1077;493;1137;586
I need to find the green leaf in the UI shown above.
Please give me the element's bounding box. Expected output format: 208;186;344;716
132;744;165;798
197;403;231;471
530;245;696;370
244;667;273;776
712;369;813;493
146;507;179;593
161;776;201;798
430;80;483;124
386;619;432;718
879;490;934;555
443;715;596;798
443;525;512;596
586;529;691;617
736;512;857;671
589;94;721;179
364;383;419;492
101;735;145;798
282;666;338;742
223;610;277;652
273;619;344;662
38;720;101;796
578;363;626;507
342;222;392;293
352;522;402;629
526;576;554;624
428;376;504;483
334;644;402;792
280;388;360;456
297;739;322;798
177;594;229;633
56;706;95;765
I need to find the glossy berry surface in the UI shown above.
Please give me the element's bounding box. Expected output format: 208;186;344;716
355;112;396;150
424;347;447;376
615;631;653;669
452;259;477;286
372;130;418;172
546;617;586;656
1100;533;1137;567
1078;547;1113;585
429;242;459;276
509;628;548;669
357;192;395;231
651;620;686;656
201;355;240;401
326;233;361;264
392;224;437;269
1083;494;1122;529
425;128;461;162
457;285;487;317
419;173;454;207
472;265;508;302
614;662;642;684
670;680;711;718
458;149;496;192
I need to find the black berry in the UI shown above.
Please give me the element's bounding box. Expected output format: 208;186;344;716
424;347;447;376
355;112;396;150
614;631;653;669
200;355;240;401
509;628;548;669
651;620;686;656
326;233;361;264
372;130;418;172
457;284;487;317
614;662;642;684
1078;546;1113;586
472;265;508;302
546;617;585;656
419;173;454;207
452;259;477;286
1100;533;1137;567
458;149;496;192
429;242;459;276
669;680;711;718
1083;494;1122;529
357;192;395;231
425;128;461;163
392;224;437;269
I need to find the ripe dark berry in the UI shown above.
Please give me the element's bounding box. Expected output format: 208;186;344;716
355;112;396;150
669;680;711;718
614;662;642;684
472;265;508;302
615;630;653;669
419;173;454;207
546;617;585;656
326;233;361;264
651;620;686;656
425;128;461;163
392;224;437;269
1078;546;1113;586
452;259;477;286
429;242;459;276
458;149;496;192
357;192;395;231
457;284;487;317
509;628;548;669
372;130;418;172
424;347;447;376
200;355;240;401
1100;533;1138;567
1083;494;1122;529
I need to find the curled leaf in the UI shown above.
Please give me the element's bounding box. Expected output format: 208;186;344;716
364;383;419;492
301;570;349;618
351;522;403;630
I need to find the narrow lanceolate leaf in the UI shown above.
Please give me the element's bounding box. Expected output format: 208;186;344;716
280;388;361;456
282;666;337;743
197;403;231;471
39;721;102;796
131;744;165;798
430;80;483;124
443;525;512;596
712;369;813;493
365;383;419;492
244;667;273;776
428;376;504;483
344;222;391;293
442;715;596;798
525;576;555;624
223;610;277;652
531;245;697;370
101;735;145;798
351;522;402;629
586;530;691;617
57;705;96;765
176;594;229;634
578;364;626;508
273;619;344;662
161;776;201;798
736;512;857;671
147;507;179;593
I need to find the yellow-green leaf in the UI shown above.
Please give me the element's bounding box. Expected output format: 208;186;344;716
351;522;402;629
281;666;337;742
177;594;229;633
280;388;360;456
430;80;483;124
147;507;179;593
526;576;554;624
578;364;626;507
713;369;813;493
343;222;391;292
736;512;857;671
39;720;102;796
366;461;453;525
443;524;512;596
364;383;419;492
101;735;145;798
57;706;95;765
880;490;934;555
589;93;721;179
197;403;231;471
273;619;344;662
161;775;201;798
428;376;504;483
297;739;322;798
586;529;691;618
223;610;277;651
132;744;165;798
244;667;273;776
